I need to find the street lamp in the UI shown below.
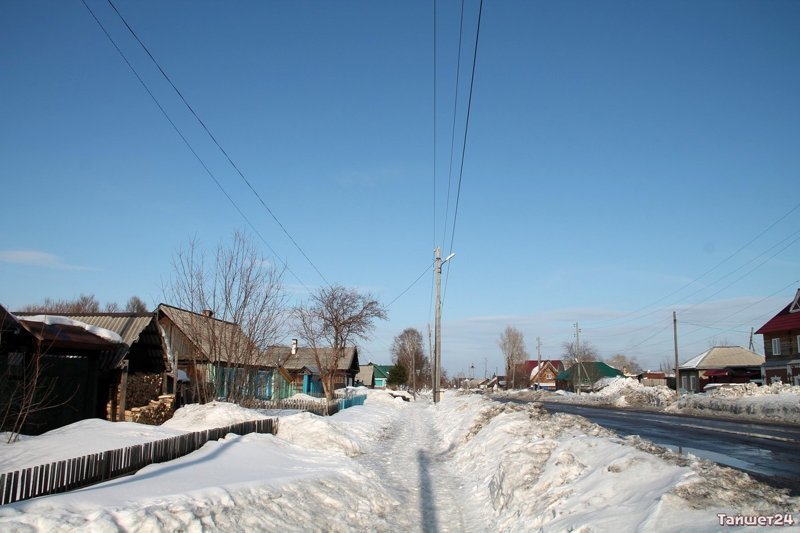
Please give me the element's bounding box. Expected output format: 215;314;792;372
434;247;455;404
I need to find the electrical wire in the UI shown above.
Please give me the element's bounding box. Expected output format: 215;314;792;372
441;0;466;249
105;0;331;286
387;259;437;308
442;0;484;305
582;200;800;327
80;0;309;291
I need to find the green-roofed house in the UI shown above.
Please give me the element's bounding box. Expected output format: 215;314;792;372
555;361;623;392
356;362;392;388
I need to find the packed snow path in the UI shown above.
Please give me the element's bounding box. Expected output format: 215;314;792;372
356;398;486;532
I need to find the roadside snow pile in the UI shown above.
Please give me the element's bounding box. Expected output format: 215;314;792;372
589;377;677;408
434;393;798;532
277;390;405;456
0;420;186;473
668;383;800;424
162;401;271;431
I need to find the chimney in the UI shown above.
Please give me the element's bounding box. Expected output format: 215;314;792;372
202;309;214;318
291;339;298;355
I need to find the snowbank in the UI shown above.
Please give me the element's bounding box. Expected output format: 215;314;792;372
0;419;186;473
162;401;271;431
667;383;800;424
1;389;797;532
498;380;800;424
434;392;798;531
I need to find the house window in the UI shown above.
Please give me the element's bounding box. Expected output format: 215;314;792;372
772;338;781;356
796;335;800;354
689;375;697;391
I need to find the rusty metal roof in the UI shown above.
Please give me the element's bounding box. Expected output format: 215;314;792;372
14;312;155;348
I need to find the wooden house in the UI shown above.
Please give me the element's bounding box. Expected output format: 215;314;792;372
14;309;168;420
756;288;800;385
678;346;763;392
1;305;127;435
527;359;564;390
266;342;360;397
355;362;392;389
156;303;273;403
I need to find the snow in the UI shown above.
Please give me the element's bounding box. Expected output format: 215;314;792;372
0;389;797;531
18;315;124;344
162;401;270;431
666;383;800;424
506;377;800;423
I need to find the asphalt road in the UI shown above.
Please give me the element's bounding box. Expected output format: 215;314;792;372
500;398;800;496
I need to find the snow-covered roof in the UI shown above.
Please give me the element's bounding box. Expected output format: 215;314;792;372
680;346;764;369
18;315;123;344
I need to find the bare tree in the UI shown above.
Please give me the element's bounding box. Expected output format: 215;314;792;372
18;294;149;314
390;328;427;397
499;326;528;390
561;340;599;365
125;296;149;313
606;353;642;374
19;294;101;314
295;285;387;401
165;231;288;403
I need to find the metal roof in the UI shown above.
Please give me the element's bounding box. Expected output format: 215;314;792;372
266;345;359;372
755;289;800;335
13;313;155;347
158;304;258;365
680;346;764;369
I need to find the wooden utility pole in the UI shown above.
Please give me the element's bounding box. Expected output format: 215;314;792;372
536;336;542;389
434;248;442;403
575;322;582;394
749;327;755;351
433;247;455;404
673;311;680;394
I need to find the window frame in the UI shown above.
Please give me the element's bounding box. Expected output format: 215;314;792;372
772;337;782;356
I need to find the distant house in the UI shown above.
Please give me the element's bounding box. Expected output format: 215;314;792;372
527;359;564;390
756;289;800;385
268;341;360;397
373;365;391;388
1;305;127;435
637;371;667;387
678;346;764;393
555;362;623;392
355;362;392;388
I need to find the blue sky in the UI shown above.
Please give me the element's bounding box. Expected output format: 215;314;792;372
1;1;798;377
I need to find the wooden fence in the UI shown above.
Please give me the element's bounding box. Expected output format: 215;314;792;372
243;394;366;416
0;417;277;506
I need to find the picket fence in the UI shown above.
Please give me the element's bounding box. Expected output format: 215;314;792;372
0;417;277;506
245;394;366;416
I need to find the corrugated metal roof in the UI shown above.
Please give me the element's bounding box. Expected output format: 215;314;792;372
158;304;259;365
756;289;800;335
680;346;764;369
266;345;359;371
13;312;154;347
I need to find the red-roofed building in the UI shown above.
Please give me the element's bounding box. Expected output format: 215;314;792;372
755;289;800;385
527;359;564;390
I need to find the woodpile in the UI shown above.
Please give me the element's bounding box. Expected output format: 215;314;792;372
128;394;175;425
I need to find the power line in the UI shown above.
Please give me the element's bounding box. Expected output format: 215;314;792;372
441;0;466;249
442;0;484;305
432;0;437;253
447;0;483;257
582;200;800;327
80;0;310;290
105;0;330;286
387;259;437;308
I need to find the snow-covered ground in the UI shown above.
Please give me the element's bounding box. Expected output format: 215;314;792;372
503;378;800;424
0;391;797;531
